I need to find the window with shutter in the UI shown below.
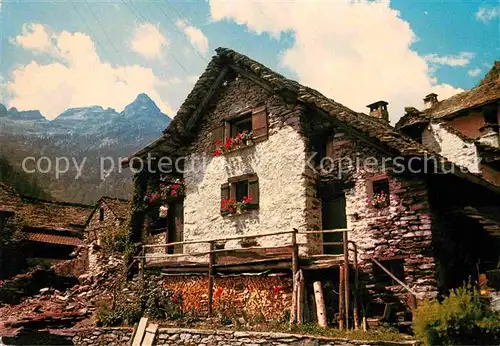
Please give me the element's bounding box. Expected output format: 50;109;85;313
212;123;225;149
221;174;259;215
251;106;268;142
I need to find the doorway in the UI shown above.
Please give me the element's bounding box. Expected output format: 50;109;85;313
166;201;184;254
321;193;347;254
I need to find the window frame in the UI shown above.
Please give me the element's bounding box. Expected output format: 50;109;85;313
367;175;390;208
221;174;259;215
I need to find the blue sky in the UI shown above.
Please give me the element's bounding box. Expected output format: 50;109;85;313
0;0;498;122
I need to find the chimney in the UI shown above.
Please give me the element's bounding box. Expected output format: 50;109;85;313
423;93;438;109
366;101;389;122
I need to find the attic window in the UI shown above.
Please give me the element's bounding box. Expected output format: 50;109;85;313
99;207;104;221
230;114;253;138
373;259;405;286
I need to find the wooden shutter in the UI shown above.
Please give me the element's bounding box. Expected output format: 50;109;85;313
252;106;268;142
221;183;230;206
248;174;259;205
212;123;225;149
326;138;335;159
173;202;184;254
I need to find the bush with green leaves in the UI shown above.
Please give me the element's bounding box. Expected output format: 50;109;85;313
96;302;142;327
140;286;183;320
413;283;500;345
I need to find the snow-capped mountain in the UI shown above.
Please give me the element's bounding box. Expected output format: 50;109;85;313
0;94;172;203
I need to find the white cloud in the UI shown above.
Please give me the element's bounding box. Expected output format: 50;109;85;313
7;24;173;120
176;19;209;54
468;68;482;77
130;23;168;60
476;6;500;23
210;0;464;123
424;52;475;67
11;23;54;54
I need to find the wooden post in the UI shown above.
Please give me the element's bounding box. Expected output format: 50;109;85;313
352;242;359;330
343;230;350;329
208;241;215;315
140;247;145;280
297;270;304;325
339;265;345;331
290;275;298;326
292;228;299;276
290;229;300;326
313;281;327;328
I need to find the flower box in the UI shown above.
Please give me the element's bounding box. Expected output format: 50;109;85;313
221;196;255;216
213;131;254;157
371;191;389;209
145;179;185;205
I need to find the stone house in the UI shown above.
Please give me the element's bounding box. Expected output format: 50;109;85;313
396;61;500;186
124;48;500;313
0;183;93;277
83;196;130;272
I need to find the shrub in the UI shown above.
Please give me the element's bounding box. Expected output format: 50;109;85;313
140;286;183;320
413;283;500;345
95;300;142;327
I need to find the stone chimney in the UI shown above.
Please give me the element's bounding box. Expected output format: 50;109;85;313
423;93;438;109
366;101;389;122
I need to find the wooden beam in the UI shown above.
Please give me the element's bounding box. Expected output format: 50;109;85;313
372;258;420;297
313;281;327;328
297;270;305;326
338;265;345;331
343;230;350;330
185;66;229;132
208;241;215;315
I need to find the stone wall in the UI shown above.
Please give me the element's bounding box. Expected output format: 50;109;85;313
182;76;310;254
69;327;416;346
305;121;438;301
85;200;124;272
422;122;480;174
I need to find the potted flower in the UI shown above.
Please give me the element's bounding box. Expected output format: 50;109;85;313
221;196;254;215
213;131;254;156
371;191;389;208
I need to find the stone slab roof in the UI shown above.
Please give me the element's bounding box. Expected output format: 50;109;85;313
396;62;499;129
101;197;129;220
425;61;499;119
26;232;85;246
126;47;500;194
17;197;92;232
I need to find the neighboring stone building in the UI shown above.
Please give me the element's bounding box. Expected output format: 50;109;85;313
84;196;130;272
123;48;500;317
0;183;93;277
396;61;500;186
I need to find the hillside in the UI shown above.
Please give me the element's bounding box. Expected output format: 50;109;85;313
0;94;171;204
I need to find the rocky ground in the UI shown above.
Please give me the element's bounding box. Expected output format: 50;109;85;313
0;253;140;338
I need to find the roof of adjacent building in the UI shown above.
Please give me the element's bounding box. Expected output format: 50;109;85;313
126;47;500;194
397;61;500;129
17;196;93;232
26;232;85;246
84;196;130;227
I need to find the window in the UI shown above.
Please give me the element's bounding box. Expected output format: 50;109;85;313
373;259;405;286
369;177;390;208
230;114;253;138
212;106;269;150
99;207;104;221
373;179;389;196
221;174;259;214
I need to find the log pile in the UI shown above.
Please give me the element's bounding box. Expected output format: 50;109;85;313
159;274;292;320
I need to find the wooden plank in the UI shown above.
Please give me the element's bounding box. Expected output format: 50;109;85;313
208;241;215;315
372;258;419;297
142;323;158;346
343;230;350;330
130;317;148;346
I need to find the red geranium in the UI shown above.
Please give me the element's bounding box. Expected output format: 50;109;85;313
214;287;224;298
